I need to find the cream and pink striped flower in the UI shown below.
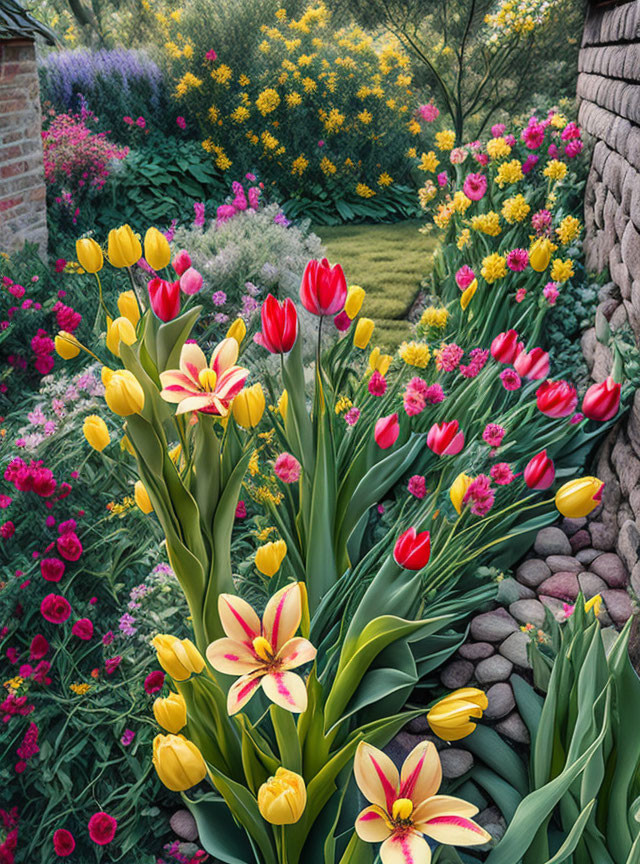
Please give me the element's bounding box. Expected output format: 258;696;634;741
159;338;249;415
206;583;316;715
354;740;490;864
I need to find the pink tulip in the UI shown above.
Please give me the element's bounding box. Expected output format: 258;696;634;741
179;267;203;295
536;380;578;417
582;376;621;421
300;258;347;316
491;330;523;364
514;347;550;380
455;265;476;290
427;420;464;456
524;449;555;489
374;413;399;449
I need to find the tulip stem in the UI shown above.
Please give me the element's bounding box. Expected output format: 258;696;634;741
280;825;287;864
126;266;147;313
94;273;112;322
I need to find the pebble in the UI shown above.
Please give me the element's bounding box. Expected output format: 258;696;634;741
508;598;546;627
484;682;515;719
561;517;587;535
577;572;608;598
470;608;519;642
496;577;535;603
576;548;603;565
440;748;474;779
590;552;628;588
537;572;580;601
499;631;531;668
545;555;583;573
602;589;633;626
441;660;474;690
534;526;572;556
516;558;551;588
458;641;495;660
476;806;506;844
475;655;513;683
404;715;430;735
570;529;592;553
590;521;618;551
170;811;198;843
496;712;530;744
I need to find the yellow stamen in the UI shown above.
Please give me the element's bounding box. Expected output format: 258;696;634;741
392;798;413;821
198;368;217;391
252;636;273;662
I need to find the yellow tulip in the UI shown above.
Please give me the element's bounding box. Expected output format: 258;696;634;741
226;317;246;345
151;635;205;680
460;279;478;311
450;473;473;514
153;734;207;792
107;224;142;268
75;237;103;273
345;285;365;318
117;290;140;327
529;237;553;272
255;539;287;577
153;692;187;734
121;435;135;456
144;227;171;271
102;368;145;416
82;415;110;452
555;476;603;519
368;347;391;376
427;688;488;741
232;383;266;428
584;594;602;616
55;331;80;359
354;318;375;349
278;390;288;422
106;316;137;357
258;768;306;824
134;480;153;514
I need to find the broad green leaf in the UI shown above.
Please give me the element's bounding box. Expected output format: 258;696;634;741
463;726;528;796
540;800;594;864
183;793;257;864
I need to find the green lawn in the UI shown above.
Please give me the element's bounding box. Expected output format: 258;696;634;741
315;220;437;350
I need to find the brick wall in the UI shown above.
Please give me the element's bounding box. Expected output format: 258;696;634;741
0;38;48;256
577;0;640;597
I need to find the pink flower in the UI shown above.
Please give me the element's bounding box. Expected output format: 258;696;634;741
459;348;489;378
482;423;505;447
235;500;247;519
176;116;186;130
274;452;301;483
514;347;550;380
491;123;506;137
136;116;146;128
194;202;205;227
522;121;545;149
53;828;75;857
427;420;464;455
88;812;117;845
475;152;489;166
562;602;575;619
40;593;71;624
561;122;581;141
548;143;560;159
565;139;583;159
463;474;495;516
490;462;516;485
56;531;82;561
29;634;50;661
403;377;429;416
437;171;448;187
40;558;65;582
543;282;559;305
0;495;11;508
491;330;523;364
179;267;203;295
506;248;529;271
417;103;439;122
500;368;521;390
172;250;192;276
334;310;352;331
144;670;165;694
369;370;387;396
455;265;476;290
522;154;539;174
121;729;135;746
407;475;427;499
105;656;122;675
515;288;527;303
424;384;445;404
344;407;360;426
205;49;218;61
71;618;93;640
462;173;487;201
374;413;400;449
532;209;552;234
1;520;15;539
570;412;585;424
436;343;464;372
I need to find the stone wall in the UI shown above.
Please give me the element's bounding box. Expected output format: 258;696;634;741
577;0;640;596
0;38;48;256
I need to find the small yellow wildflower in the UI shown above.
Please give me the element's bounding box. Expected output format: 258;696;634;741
230;105;250;123
502;194;530;223
174;72;202;98
356;183;375;198
457;228;471;249
544;160;568;181
378;172;393;187
418;180;437;208
481;253;507;284
256;88;280;115
357;110;373;124
435;129;456;151
433;203;453;229
451;191;472;213
302;77;317;93
471;211;501;236
399;341;431;368
486;137;511;159
5;677;23;690
70;683;91;695
550;112;568;129
286;92;302;107
291;155;308;176
211;64;232;84
495;159;523;187
418;151;439;173
550;258;574;283
557;215;582;245
420;307;449;329
248;450;260;476
238;74;250;86
335;396;353;414
320;156;337;175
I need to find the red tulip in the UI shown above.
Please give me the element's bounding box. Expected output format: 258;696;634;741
582;376;621;421
172;249;191;276
148;277;180;322
300;258;347;316
259;294;298;353
374;413;399;449
427;420;464;456
394;527;431;570
524;449;555;489
491;329;523;364
536;379;578;417
334;310;352;331
514;347;549;380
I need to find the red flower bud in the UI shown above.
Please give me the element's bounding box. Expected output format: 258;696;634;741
393;527;431;570
300;258;347;316
536;379;578;417
427;420;465;455
148;278;180;322
374;412;399;449
582;376;621;421
491;329;523;364
172;249;191;276
334;310;352;331
259;294;298;354
524;449;555;489
514;347;549;380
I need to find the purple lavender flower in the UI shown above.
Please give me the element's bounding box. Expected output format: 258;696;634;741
212;291;227;306
119;613;137;636
120;729;135;746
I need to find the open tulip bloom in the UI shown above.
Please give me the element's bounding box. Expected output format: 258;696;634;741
160;338;249;415
354;741;490;863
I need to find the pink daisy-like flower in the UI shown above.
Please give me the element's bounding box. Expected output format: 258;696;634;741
274;452;301;484
506;249;529;272
482;423;505;447
407;475;427;499
500;369;521;391
490;462;517;485
368;371;387;396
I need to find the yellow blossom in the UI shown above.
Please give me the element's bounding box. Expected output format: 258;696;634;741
495;159;523;187
211;64;232;84
481;253;507;283
471;211;501;236
544;160;567;181
457;228;471;249
378;172;393;187
418;181;437;208
399;341;430;368
556;215;581;245
452;191;471;213
502;194;530;223
420;307;448;329
256;88;280;115
418;151;439;173
355;183;375;198
291;155;308;175
357;110;373;124
70;683;91;695
486;137;511;159
174;72;202;98
302;77;317;93
286;91;302;107
550;258;574;283
320;157;337;175
248;450;260;476
433;203;453;229
335;396;353;414
435;129;456;150
230;105;250;123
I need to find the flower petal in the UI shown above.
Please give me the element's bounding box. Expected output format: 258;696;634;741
414;795;478;827
354;741;399;812
355;805;393;843
218;593;261;644
175;395;217;414
210;337;238;375
420;813;490;847
216;366;250;400
261;670;308;713
380;831;431;864
179;342;207;384
206;637;261;675
227;671;264;715
159;370;198;392
399;742;441;805
263;583;302;652
277;637;317;671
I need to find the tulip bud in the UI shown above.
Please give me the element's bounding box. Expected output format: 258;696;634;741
529;237;553;272
172;249;192;277
374;413;399;449
152;733;207;791
179;267;203;295
536;379;578;418
153;692;187;734
232;383;266;428
55;331;80;359
102;368;145;416
255;539;287;577
584;594;602;616
121;435;135;456
134;480;153;514
148;278;180;322
278;390;288;421
144;227;171;271
75;237;103;273
393;527;431;570
226;317;246;345
582;376;621;422
259;295;298;353
427;687;488;741
491;330;523;364
117;290;140;327
460;279;477;310
258;768;306;824
334;310;352;331
300;258;347;316
344;285;365;318
555;477;604;518
151;635;205;680
353;318;375;349
107;224;142;268
427;420;465;456
368;347;392;376
83;415;110;452
524;450;555;490
514;347;549;380
106;316;137;357
450;472;473;514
